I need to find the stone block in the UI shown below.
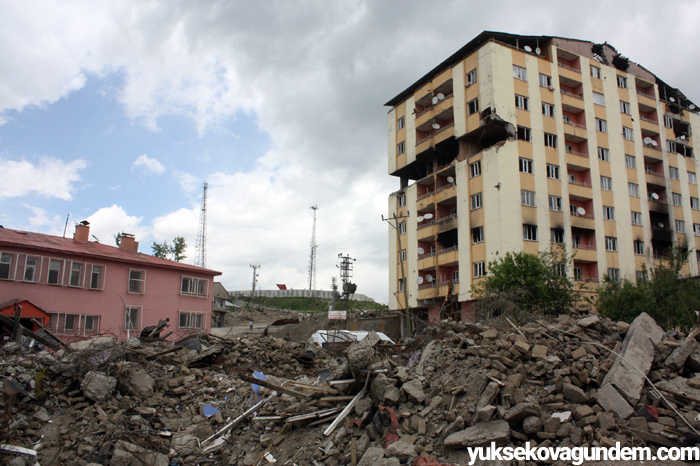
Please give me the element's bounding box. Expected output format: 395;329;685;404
562;383;587;403
385;441;417;462
81;371;117;403
665;336;697;371
531;345;548;359
402;379;425;404
444;420;510;448
593;383;633;419
503;402;540;422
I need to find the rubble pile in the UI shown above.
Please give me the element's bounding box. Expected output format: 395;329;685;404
3;311;700;465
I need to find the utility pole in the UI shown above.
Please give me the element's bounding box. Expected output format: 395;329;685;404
308;205;319;291
250;264;260;299
382;212;412;336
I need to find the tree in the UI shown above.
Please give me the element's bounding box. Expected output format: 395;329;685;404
151;237;187;262
114;232;123;247
472;246;579;316
598;245;700;329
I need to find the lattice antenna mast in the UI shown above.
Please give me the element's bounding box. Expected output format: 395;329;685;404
194;181;208;268
307;205;319;290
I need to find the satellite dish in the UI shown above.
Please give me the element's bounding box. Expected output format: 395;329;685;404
447;176;455;183
437;93;445;101
524;45;532;52
423;213;434;220
417;247;425;254
669;97;676;102
417;276;424;285
432;96;439;105
690;104;696;110
426;274;433;282
417;216;424;222
535;47;541;56
651;140;658;147
577;207;586;216
651;193;659;200
643;137;652;144
680;135;686;140
658;222;664;228
432;122;440;130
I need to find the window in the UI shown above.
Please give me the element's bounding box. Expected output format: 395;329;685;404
550;228;564;244
549;195;562;211
399;249;406;263
517;126;531;142
90;265;103;290
608;268;620;282
625;155;636;169
628;182;639;197
634;240;645;255
620;101;631;114
398;278;405;292
519;157;533;174
664;116;673;129
605;236;618;252
673;192;682;206
48;259;62;284
669;167;679;180
546;164;560;180
0;253;13;280
542;102;555;117
397;141;405;155
563;115;571;124
572;235;581;248
467;98;479;115
695;223;700;237
69;263;83;287
617;75;627;89
598;147;610;162
399;221;406;235
471;193;483;210
590;65;601;79
128;269;145;294
65;315;76;332
452;270;459;282
472;226;484;244
469;161;481;178
632;211;642;225
179;311;204;330
473;261;486;278
637;270;647;282
539;73;552;88
553;262;567;278
125;306;141;330
544;133;557;148
692;197;700;210
574;267;583;281
622;127;634;141
523;224;538;241
600;176;612;191
667;141;677;153
603;206;615;220
397;193;406;208
466;68;477;85
85;316;98;332
521;190;536;207
515;95;529;110
513;65;527;81
592;92;605;106
24;257;38;282
181;276;208;297
595;118;607;133
676;220;686;233
689;172;697;184
397;116;405;130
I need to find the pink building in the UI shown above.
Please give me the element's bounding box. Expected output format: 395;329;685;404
0;223;221;342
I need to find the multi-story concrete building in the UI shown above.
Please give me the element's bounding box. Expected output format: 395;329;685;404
386;31;700;322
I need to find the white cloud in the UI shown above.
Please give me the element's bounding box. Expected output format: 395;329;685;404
85;205;146;248
0;155;87;200
132;154;165;175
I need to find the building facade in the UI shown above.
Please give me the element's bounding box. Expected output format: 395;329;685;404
386;32;700;321
0;224;221;341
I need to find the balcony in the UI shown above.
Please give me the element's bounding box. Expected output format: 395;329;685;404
437;245;459;266
560;88;585;112
572;244;597;262
643;143;663;163
437;212;458;233
416;220;437;241
563;120;587;142
416;191;435;212
570;210;594;229
568;178;593;200
435;183;457;206
636;88;656;107
417;282;438;300
418;252;437;271
644;166;665;185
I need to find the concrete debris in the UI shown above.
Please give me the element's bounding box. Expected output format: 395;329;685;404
3;310;700;465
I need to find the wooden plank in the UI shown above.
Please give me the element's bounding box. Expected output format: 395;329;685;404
323;373;369;436
236;373;311;399
0;313;63;348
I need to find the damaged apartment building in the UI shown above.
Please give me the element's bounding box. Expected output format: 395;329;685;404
386;31;700;322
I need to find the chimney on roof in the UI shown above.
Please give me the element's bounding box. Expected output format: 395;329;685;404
120;233;139;252
73;221;90;243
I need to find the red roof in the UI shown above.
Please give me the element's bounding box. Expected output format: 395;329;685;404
0;227;221;276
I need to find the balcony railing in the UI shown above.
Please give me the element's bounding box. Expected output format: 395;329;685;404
644;168;663;177
418;251;436;260
566;148;589;158
643;143;661;151
438;278;459;286
648;195;667;204
417;190;435;201
637;89;655;99
558;62;581;73
561;88;583;100
438;245;458;254
572;244;596;250
571;211;595;219
569;179;592;187
639;115;658;124
564;120;587;129
436;182;456;193
418;282;437;290
416;134;433;146
417;219;436;230
435;121;455;135
414;93;455;118
437;212;458;223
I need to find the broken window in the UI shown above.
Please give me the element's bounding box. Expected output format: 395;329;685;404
515;95;529;111
519;157;533;174
539;73;552;88
603;206;615;220
548;196;562;212
90;265;103;289
522;224;538;241
467;98;479;115
620;101;631;114
605;236;618;252
0;253;13;280
466;68;477;86
397;141;405;155
598;147;609;162
595;118;607;133
48;259;62;284
469;160;481;178
513;65;527;81
471;226;484;244
24;256;38;282
590;65;601;79
550;228;565;244
397;116;405;130
473;261;486;278
129;269;146;294
546;164;560;180
125;306;141;330
179;311;204;330
544;133;557;148
542;102;555;118
617;75;627;89
634;241;645;255
517;126;531;142
181;276;208;297
632;211;642;225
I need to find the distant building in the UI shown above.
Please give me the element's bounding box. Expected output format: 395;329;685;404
234;288;375;302
0;223;221;341
386;31;700;321
212;282;234;323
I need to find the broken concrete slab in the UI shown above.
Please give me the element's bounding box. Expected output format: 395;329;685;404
444;420;510;448
602;312;664;404
665;336;697;371
402;379;425;404
80;371;117;403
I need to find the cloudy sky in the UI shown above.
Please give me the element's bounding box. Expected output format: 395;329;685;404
2;1;700;304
